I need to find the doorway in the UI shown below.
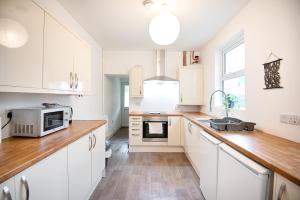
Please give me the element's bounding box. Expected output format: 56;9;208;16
121;82;129;127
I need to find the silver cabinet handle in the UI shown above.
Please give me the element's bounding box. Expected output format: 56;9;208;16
277;183;286;200
169;119;172;126
70;72;73;89
2;186;12;200
89;135;92;151
131;134;140;136
75;73;78;89
21;176;29;200
92;134;96;149
131;118;140;120
131;128;141;131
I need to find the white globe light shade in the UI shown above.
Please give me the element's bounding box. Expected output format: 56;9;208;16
149;12;180;45
0;18;28;48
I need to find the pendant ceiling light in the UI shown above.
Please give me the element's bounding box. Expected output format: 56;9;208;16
0;18;28;48
144;0;180;46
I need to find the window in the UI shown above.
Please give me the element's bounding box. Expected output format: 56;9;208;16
221;35;245;109
123;85;129;107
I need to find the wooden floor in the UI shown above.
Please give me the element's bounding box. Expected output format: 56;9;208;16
90;128;204;200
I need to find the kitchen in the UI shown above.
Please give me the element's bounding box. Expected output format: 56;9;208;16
0;0;300;200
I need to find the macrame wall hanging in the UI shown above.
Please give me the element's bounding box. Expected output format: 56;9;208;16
263;52;283;89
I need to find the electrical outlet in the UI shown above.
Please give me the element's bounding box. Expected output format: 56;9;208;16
280;114;300;126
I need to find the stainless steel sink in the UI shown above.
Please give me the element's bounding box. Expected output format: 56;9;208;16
197;117;256;131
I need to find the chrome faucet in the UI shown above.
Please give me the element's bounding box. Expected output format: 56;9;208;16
209;90;228;118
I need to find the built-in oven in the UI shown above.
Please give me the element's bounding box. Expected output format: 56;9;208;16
143;116;168;142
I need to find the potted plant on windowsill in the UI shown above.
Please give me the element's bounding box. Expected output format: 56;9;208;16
223;94;239;110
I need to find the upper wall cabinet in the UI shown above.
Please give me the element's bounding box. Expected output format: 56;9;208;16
129;66;144;97
0;0;91;95
178;65;204;105
0;0;44;88
43;13;75;92
73;38;92;94
43;13;91;94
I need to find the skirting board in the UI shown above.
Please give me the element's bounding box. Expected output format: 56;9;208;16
129;145;184;152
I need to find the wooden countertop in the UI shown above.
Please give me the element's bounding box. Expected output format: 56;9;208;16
0;120;106;184
129;111;300;186
129;112;182;117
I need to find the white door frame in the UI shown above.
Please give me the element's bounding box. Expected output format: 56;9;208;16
121;82;129;127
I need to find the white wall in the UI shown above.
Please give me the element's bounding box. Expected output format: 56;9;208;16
103;50;183;79
103;76;122;138
0;0;103;138
200;0;300;142
103;50;200;113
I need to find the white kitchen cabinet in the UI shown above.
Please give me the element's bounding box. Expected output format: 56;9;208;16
43;13;75;91
273;173;300;200
129;66;144;97
73;38;92;94
178;65;203;105
183;118;192;157
0;178;15;200
15;148;68;200
217;143;273;200
168;116;181;146
182;118;201;176
129;116;143;146
68;134;92;200
129;126;143;145
200;131;222;200
91;126;106;186
191;123;202;175
0;0;44;88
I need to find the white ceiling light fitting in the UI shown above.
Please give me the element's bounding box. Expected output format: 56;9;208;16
143;0;180;46
0;18;28;48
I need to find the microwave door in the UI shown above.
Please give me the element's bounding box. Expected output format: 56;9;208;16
43;111;64;132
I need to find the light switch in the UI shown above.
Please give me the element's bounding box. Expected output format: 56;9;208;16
280;114;300;126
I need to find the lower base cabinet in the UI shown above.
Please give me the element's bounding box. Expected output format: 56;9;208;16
68;126;106;200
0;178;15;200
91;127;105;187
68;134;92;200
15;148;68;200
273;173;300;200
0;126;106;200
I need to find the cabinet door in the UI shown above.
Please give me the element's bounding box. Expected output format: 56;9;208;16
15;148;68;200
274;173;300;200
74;38;91;94
191;124;201;175
68;134;92;200
129;66;143;97
91;126;105;186
183;119;192;158
129;126;143;145
168;116;181;146
43;13;75;91
0;178;15;200
0;0;44;88
179;67;203;105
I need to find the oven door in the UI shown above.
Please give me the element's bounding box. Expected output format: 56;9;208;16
143;121;168;142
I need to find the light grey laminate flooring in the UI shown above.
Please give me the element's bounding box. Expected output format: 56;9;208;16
90;128;204;200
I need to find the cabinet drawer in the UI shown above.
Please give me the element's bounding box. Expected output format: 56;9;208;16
129;116;142;122
129;127;142;145
129;121;142;127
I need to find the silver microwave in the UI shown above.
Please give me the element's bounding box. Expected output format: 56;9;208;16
11;107;70;137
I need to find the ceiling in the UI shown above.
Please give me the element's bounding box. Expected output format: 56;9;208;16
58;0;249;50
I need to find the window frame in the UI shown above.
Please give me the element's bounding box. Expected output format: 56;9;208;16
220;33;245;109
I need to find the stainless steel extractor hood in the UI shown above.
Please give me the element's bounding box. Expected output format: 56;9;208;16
144;50;178;82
